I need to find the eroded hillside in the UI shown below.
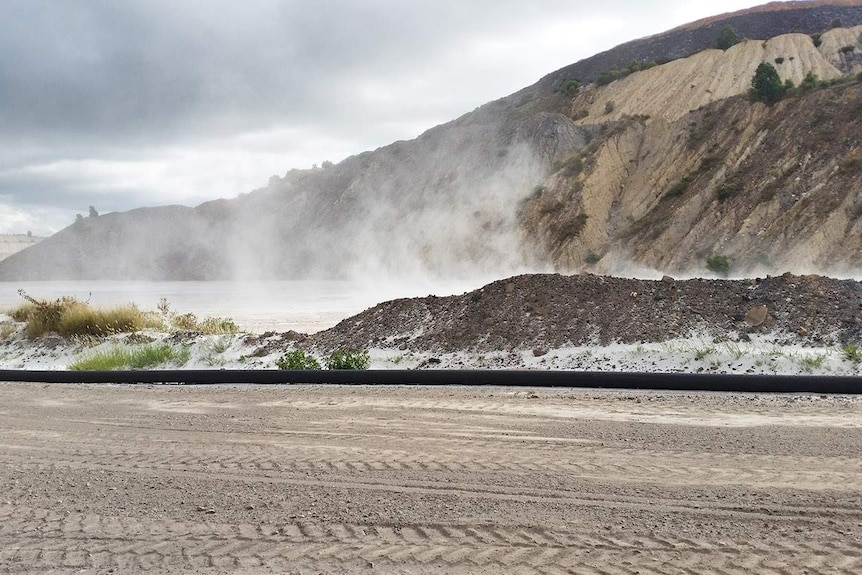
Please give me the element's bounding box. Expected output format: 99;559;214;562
521;26;862;276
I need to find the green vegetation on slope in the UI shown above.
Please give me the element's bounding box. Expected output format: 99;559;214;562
69;344;191;371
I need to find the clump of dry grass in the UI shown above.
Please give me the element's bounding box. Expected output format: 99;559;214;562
7;291;241;339
9;290;159;339
0;321;16;339
157;299;239;335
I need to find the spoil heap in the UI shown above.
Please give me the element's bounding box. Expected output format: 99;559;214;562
304;274;862;353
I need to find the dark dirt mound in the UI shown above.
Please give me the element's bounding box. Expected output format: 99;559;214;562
304;273;862;353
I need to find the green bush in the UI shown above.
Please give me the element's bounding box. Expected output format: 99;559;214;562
706;255;731;276
750;62;785;104
714;25;741;51
563;79;580;94
276;350;322;370
585;253;602;264
326;348;370;370
811;33;822;48
801;71;819;91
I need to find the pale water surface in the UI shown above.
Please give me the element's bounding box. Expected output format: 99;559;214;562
0;279;486;333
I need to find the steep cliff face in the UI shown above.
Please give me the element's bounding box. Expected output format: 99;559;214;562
522;78;862;275
3;4;862;280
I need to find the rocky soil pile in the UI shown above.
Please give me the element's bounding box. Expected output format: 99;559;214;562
282;273;862;354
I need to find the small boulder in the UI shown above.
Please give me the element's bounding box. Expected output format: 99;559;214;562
744;305;769;327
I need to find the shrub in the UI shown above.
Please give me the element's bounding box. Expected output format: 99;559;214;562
706;255;731;276
10;290;155;339
326;348;370;370
69;344;190;371
774;57;785;64
665;177;690;199
604;101;615;115
811;33;822;47
563;79;580;94
716;182;741;203
585;253;602;264
714;25;741;50
563;156;583;177
858;72;862;82
558;212;589;240
596;69;618;86
276;350;322;370
840;45;857;54
158;298;239;334
750;62;785;104
801;71;819;91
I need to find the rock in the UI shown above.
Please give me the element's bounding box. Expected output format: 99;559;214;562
533;348;548;357
744;305;769;327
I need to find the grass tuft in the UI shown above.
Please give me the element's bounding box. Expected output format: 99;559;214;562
9;290;158;339
842;343;862;364
8;292;240;339
69;344;190;371
158;299;239;335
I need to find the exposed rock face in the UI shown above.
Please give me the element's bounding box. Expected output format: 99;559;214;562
522;80;862;275
568;29;859;124
3;3;862;280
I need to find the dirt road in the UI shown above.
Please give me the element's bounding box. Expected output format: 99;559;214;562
0;382;861;574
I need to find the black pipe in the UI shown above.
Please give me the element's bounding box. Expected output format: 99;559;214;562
0;369;859;393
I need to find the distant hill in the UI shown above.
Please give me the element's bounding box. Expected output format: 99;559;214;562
3;1;862;280
0;234;43;263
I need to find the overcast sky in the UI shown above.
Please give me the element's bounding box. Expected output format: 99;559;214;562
0;0;769;235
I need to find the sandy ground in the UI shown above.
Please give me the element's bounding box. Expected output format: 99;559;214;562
0;383;861;574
